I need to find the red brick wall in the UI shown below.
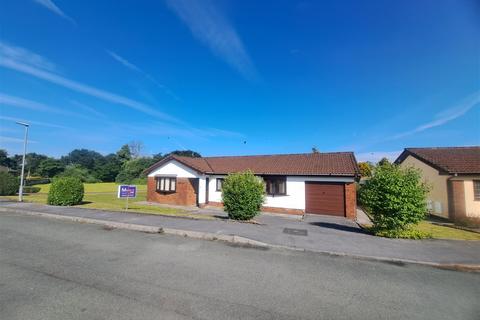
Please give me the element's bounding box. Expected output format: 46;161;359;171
448;180;466;220
147;177;198;206
344;183;356;220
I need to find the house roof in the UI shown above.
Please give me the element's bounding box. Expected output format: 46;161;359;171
394;146;480;175
145;152;360;177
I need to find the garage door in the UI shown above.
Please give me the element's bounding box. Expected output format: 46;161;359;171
305;182;345;216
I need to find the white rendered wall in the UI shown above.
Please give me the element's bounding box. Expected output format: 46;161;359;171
208;175;226;203
198;177;207;204
147;160;199;178
207;174;354;210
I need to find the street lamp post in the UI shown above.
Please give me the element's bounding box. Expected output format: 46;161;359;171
16;121;29;202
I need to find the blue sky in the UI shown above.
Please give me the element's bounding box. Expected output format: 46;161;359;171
0;0;479;162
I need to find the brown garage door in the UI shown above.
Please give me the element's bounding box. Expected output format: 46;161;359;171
305;182;345;216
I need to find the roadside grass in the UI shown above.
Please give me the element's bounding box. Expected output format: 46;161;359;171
1;183;213;220
414;221;480;241
360;208;480;240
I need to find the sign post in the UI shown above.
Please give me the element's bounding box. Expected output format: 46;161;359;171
117;185;137;211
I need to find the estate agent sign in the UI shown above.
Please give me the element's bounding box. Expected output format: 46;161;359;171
117;185;137;210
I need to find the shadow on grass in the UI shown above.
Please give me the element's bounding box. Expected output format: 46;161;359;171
77;201;93;205
309;222;367;234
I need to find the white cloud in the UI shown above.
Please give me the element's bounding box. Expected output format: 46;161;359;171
0;93;95;121
106;50;141;73
106;50;180;100
0;42;179;123
0;41;57;72
356;151;402;163
0;136;37;144
33;0;76;25
69;100;106;118
391;90;480;140
0;115;67;129
166;0;258;81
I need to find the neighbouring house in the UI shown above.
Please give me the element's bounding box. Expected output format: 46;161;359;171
144;152;360;219
0;165;10;173
395;146;480;220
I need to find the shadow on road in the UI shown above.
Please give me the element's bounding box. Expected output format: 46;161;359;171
309;222;367;234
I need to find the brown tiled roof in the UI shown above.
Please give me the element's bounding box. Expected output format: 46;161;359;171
395;146;480;174
145;152;359;176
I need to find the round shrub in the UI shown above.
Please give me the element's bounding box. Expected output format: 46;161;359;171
47;177;84;206
0;172;18;196
359;163;430;234
222;170;265;220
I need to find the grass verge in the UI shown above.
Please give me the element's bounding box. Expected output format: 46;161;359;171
1;183;214;220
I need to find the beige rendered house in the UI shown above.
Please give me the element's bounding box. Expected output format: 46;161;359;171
395;147;480;220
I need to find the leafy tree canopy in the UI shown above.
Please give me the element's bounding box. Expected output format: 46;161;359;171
37;159;65;178
167;150;201;158
61;149;104;170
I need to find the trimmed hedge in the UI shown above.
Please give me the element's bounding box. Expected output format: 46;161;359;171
222;170;265;220
0;172;18;196
47;177;84;206
23;186;41;193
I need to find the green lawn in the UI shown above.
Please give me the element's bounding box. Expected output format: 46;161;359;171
2;183;213;220
414;221;480;241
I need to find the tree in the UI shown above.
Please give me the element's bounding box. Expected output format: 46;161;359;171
167;150;201;158
25;153;48;176
359;164;430;236
311;146;319;153
0;149;8;166
0;172;18;195
152;153;164;161
58;164;99;183
358;162;373;177
378;157;391;167
37;159;65;178
0;149;17;171
116;144;132;163
115;157;156;184
221;170;266;220
128;140;144;159
93;154;122;182
61;149;104;170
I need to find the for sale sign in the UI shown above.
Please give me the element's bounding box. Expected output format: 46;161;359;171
117;185;137;198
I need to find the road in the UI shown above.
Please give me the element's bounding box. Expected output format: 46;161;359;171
0;211;478;320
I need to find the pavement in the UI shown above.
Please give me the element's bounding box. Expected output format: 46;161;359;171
1;212;479;320
0;201;479;267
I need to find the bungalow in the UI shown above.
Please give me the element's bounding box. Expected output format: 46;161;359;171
395;146;480;220
144;152;360;219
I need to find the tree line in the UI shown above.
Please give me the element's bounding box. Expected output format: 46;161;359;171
0;142;201;184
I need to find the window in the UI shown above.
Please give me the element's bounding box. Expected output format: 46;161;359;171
216;178;224;191
474;180;480;201
264;176;286;195
156;177;176;193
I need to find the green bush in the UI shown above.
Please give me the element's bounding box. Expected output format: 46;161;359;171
222;170;265;220
0;172;18;196
25;177;50;186
23;186;41;193
359;163;430;235
47;177;84;206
